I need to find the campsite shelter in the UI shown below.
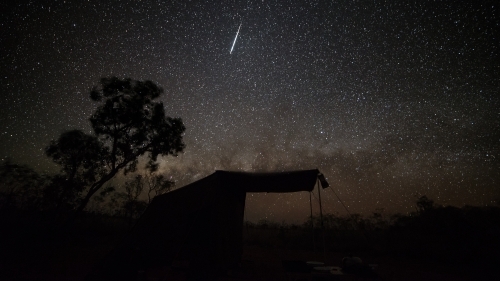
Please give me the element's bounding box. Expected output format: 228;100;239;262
86;169;328;280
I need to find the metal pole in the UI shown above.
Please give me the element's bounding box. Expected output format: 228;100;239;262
318;180;324;228
317;180;326;262
310;191;315;251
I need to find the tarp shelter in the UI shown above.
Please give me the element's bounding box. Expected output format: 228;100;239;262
87;169;327;280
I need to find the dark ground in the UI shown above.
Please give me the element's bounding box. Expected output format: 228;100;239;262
2;243;498;281
1;210;499;280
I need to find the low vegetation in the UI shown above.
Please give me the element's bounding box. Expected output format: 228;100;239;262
244;200;500;266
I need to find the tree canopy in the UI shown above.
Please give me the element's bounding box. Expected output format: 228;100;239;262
46;130;105;191
46;77;185;216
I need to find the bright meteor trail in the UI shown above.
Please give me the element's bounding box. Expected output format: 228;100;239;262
230;23;242;54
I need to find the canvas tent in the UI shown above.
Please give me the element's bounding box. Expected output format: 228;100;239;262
87;169;328;280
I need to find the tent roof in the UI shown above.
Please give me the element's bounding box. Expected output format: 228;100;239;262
214;169;322;193
148;169;326;212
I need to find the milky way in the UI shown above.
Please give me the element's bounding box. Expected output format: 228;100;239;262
1;0;498;222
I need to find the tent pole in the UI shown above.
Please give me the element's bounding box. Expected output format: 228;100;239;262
310;191;315;251
317;179;326;262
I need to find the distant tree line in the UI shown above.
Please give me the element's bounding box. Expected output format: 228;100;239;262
243;196;500;265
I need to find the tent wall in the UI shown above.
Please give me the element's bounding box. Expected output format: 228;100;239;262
86;169;323;280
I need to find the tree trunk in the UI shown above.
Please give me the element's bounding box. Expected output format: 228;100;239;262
64;169;119;225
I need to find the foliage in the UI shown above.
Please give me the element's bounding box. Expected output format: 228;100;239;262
46;130;106;187
415;195;435;213
116;172;174;218
145;173;174;203
43;174;82;211
118;175;147;220
0;159;49;210
89;77;185;173
46;77;185;217
86;185;117;214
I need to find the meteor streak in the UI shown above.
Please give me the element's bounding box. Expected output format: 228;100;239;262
230;23;242;54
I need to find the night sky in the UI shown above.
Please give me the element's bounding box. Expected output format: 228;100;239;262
1;0;498;222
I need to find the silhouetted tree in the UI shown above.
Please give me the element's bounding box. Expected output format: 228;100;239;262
370;208;389;229
145;173;174;203
416;195;435;213
124;175;144;202
45;130;106;210
86;185;116;214
119;175;148;221
0;158;48;210
43;174;81;211
46;77;185;219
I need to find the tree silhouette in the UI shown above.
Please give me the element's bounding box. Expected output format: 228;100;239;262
0;158;48;210
416;195;435;213
111;175;149;222
145;173;174;203
46;77;185;218
46;130;106;205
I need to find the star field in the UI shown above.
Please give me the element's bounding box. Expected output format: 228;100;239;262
1;0;498;222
